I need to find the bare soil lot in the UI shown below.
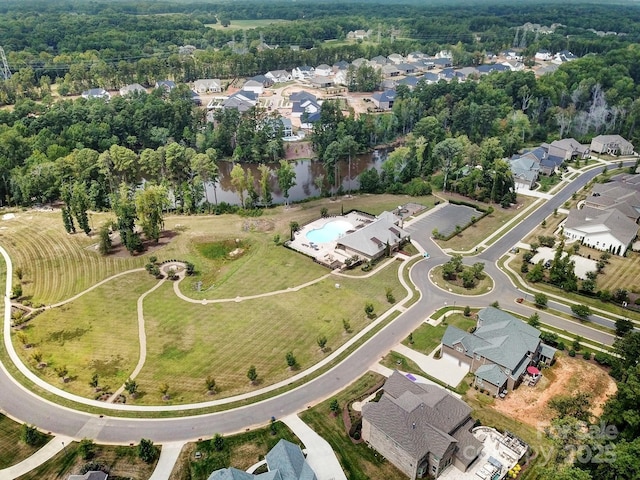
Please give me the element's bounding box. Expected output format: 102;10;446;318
492;355;616;429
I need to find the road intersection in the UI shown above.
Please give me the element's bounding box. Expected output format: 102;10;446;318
0;162;632;458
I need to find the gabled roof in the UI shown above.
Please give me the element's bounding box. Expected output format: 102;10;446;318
333;60;350;70
69;472;108;480
266;439;316;480
156;80;176;89
244;79;264;88
565;206;638;246
337;211;407;257
315;63;331;70
207;468;255;480
397;76;419;88
475;363;508;387
372;89;396;103
289;91;317;103
363;372;474;461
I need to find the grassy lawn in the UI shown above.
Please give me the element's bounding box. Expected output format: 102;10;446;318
17;441;158;480
0;414;51;469
380;351;424;377
1;211;146;305
169;422;298;480
434;194;535;251
300;372;406;480
14;272;158;398
205;19;291;30
430;265;494;295
403;313;476;355
132;260;402;404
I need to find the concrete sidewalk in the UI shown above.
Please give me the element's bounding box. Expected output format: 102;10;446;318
0;435;73;479
149;442;185;480
282;414;347;480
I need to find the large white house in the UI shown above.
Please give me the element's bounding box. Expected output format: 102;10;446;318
564;206;638;256
590;135;634;156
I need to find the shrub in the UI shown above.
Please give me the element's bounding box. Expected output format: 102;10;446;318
557;342;565;351
582;351;591;360
568;349;576;357
594;352;613;366
138;438;158;463
21;424;42;446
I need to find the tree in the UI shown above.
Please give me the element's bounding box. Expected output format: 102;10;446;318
247;365;258;384
97;223;112;255
135;184;168;243
433;138;464;192
364;302;375;318
191;149;219;209
89;373;99;389
230;163;248;207
11;283;22;299
276;159;296;207
461;268;476;288
571;304;591;320
549;391;592;422
534;293;548;308
112;183;141;254
79;438;95;460
21;424;42;446
616;318;634;337
471;262;485;279
317;335;328;351
329;399;340;415
464;305;471;317
124;378;138;397
539;466;592;480
205;376;216;393
257;163;273;206
528;313;541;328
138;438;158;463
289;221;299;241
342;319;351;333
212;433;225;452
286;351;297;369
159;382;170;399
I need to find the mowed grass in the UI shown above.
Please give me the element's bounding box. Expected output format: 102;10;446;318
14;272;158;398
133;260;403;404
300;372;406;480
403;314;477;355
0;414;51;469
1;211;145;304
430;265;494;295
17;441;158;480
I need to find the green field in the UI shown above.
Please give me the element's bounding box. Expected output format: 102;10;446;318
0;414;51;469
205;19;291;30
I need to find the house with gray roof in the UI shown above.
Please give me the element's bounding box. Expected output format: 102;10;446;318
543;138;590;161
441;307;556;396
335;210;408;260
585;180;640;222
207;439;316;480
564;206;638;256
155;80;176;92
193;79;222;94
119;83;147;96
509;156;539;190
590;135;634;156
381;64;401;77
81;88;110;100
362;371;483;479
371;89;396;110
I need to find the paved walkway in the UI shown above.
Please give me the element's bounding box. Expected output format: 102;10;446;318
0;435;73;479
148;442;185;480
393;344;468;388
281;414;347;480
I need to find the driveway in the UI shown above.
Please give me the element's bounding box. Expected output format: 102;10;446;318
393;344;468;388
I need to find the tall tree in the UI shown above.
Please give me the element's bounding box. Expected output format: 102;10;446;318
276;159;296;207
229;163;248;207
135;184;169;243
257;163;273;206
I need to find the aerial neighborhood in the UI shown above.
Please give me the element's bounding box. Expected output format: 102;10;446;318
2;2;640;480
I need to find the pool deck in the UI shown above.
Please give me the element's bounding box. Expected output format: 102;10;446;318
289;211;374;267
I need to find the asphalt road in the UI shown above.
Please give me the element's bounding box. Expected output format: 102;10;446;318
0;162;630;443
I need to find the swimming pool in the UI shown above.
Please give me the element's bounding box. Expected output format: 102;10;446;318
306;219;354;243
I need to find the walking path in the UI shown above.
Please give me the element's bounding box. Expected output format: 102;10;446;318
148;442;185;480
0;435;73;479
281;414;347;480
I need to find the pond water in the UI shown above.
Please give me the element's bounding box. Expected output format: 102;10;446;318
205;149;387;206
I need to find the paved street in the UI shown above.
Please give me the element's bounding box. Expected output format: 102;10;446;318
0;162;632;459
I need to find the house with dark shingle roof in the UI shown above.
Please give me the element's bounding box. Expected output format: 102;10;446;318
207;439;316;480
371;89;396;110
441;307;555;396
362;371;483;479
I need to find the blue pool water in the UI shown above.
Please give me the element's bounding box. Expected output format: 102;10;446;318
306;220;354;243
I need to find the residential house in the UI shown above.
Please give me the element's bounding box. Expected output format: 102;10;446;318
396;63;416;75
407;51;425;62
590;135;634;156
351;58;368;68
332;60;350;72
396;76;420;90
564;206;638;256
476;63;510;75
371;89;396;110
81;88;110;100
347;29;371;40
155;80;176;92
310;76;333;88
455;67;479;80
279;117;293;138
413;59;436;71
222;90;258;112
193;79;222;94
502;60;525;71
432;57;453;68
512;146;562;176
249;74;273;88
388;53;405;65
362;371;483;479
509;156;540;190
333;69;349;86
501;50;522;61
266;70;292;83
300;111;321;130
441;307;556;396
314;64;332;77
119;83;146;96
68;472;108;480
242;79;264;95
381;64;400;77
291;91;320;118
335;211;409;261
534;50;553;61
584;180;640;222
292;66;314;80
380;79;397;91
552;50;578;64
421;72;440;84
208;439;317;480
544;138;590;161
370;55;389;67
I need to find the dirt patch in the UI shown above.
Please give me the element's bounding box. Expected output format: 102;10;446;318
284;141;315;160
492;355;617;429
229;442;267;470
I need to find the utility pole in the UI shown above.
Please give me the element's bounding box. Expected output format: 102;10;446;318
0;47;11;80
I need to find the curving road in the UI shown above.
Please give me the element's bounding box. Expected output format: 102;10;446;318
0;162;630;444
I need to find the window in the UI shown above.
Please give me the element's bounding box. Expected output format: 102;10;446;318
456;346;464;352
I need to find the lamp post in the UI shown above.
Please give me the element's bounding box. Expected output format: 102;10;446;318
62;440;67;455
